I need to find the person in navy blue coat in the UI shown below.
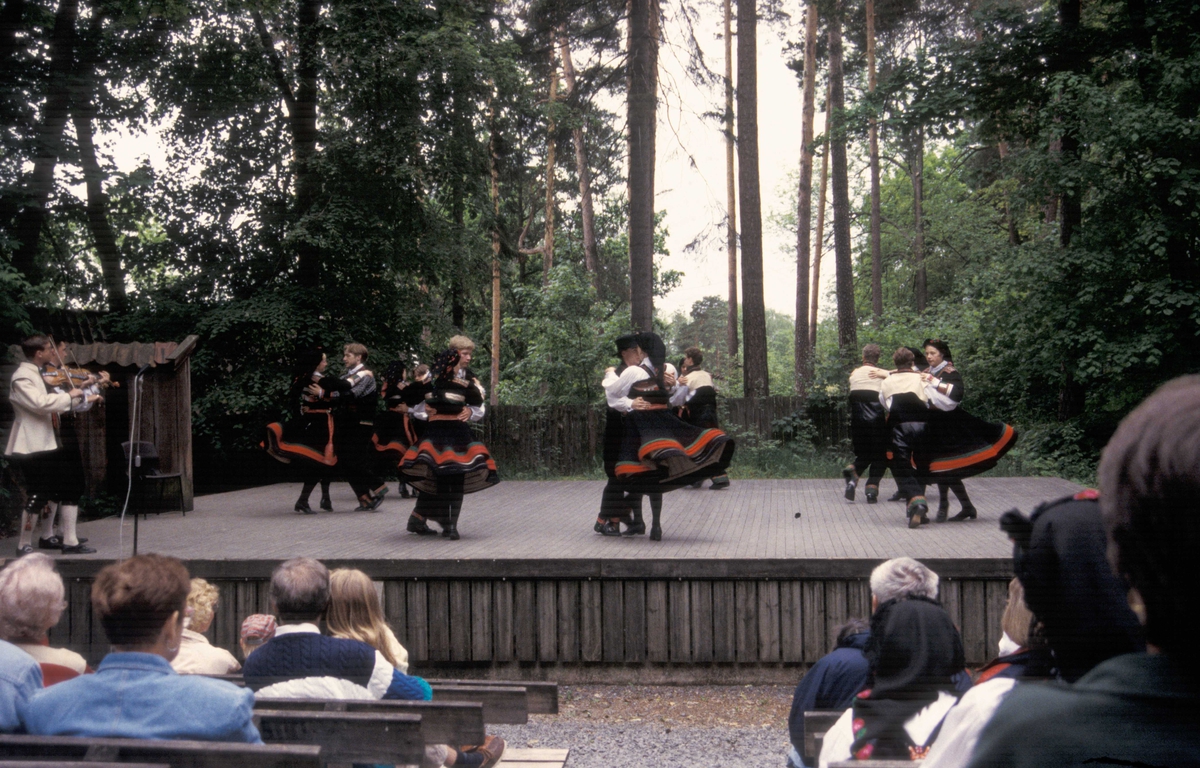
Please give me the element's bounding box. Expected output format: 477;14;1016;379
786;619;872;768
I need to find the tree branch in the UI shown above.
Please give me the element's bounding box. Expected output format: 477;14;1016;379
252;11;296;115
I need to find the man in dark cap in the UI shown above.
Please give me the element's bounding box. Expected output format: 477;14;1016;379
595;334;646;535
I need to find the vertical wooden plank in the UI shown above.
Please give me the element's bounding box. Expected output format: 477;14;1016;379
668;580;691;662
758;580;781;662
230;581;258;655
470;581;492;661
961;581;988;665
735;581;757;662
985;579;1008;658
941;579;963;635
645;581;669;662
601;581;624;662
448;581;471;661
847;579;871;621
780;581;804;662
801;581;826;662
405;581;429;662
690;581;713;662
537;581;558;662
557;581;580;663
580;580;602;662
493;580;514;662
712;581;737;662
824;581;850;648
427;581;451;661
624;581;646;663
211;582;237;654
68;579;92;663
514;581;537;661
384;581;408;651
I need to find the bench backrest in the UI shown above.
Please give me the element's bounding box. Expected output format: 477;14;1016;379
254;696;486;745
427;678;559;714
804;710;845;765
429;684;529;724
0;735;320;768
254;710;423;765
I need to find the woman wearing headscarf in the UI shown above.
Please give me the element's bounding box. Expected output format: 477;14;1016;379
374;361;418;498
399;336;498;540
264;348;335;514
917;491;1145;768
818;597;966;765
604;331;735;541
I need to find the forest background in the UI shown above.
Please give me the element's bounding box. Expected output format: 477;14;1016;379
1;0;1196;491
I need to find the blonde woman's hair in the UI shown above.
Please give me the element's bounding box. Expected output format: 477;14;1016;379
187;578;220;633
326;568;401;668
1001;577;1034;647
447;335;475;353
0;553;65;641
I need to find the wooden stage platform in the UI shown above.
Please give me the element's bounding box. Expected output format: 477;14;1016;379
32;476;1082;682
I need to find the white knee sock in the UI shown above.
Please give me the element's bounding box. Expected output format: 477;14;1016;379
60;504;80;547
41;504;59;540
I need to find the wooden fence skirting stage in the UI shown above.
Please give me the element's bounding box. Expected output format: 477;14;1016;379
483;397;849;475
52;559;1009;683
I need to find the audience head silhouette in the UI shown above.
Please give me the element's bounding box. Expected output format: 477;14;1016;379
870;557;939;607
92;554;190;657
270;557;330;623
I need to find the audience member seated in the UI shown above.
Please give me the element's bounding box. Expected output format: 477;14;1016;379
19;554;261;743
240;614;277;660
922;491;1145;768
171;577;241;675
786;618;870;768
0;639;41;732
327;568;505;768
0;553;88;684
971;578;1052;685
967;376;1200;767
243;557;429;700
819;597;966;766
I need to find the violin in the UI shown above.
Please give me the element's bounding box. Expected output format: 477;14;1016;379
42;366;119;390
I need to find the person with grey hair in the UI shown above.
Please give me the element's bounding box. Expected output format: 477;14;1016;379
243;558;431;702
0;553;87;683
870;556;940;607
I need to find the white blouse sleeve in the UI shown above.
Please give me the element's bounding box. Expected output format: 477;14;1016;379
605;366;649;413
926;382;959;412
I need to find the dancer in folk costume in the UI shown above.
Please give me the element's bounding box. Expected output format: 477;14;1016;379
264;348;335;514
603;331;735;541
595;333;647;537
878;347;936;528
399;337;498;540
843;344;891;504
374;362;419;499
918;338;1018;522
675;346;730;490
316;343;387;511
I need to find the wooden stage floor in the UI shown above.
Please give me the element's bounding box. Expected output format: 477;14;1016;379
61;476;1082;571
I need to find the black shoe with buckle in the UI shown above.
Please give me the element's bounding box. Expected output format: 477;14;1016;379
936;499;949;523
61;542;97;554
38;536;64;550
865;487;878;504
594;520;622;536
842;466;857;501
15;544;34;556
908;500;929;529
623;521;646;536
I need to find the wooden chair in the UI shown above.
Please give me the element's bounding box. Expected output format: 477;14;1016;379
0;735;320;768
803;709;846;767
254;696;486;746
254;709;423;766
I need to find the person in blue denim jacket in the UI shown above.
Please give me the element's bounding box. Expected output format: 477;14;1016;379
0;638;42;732
19;554;261;743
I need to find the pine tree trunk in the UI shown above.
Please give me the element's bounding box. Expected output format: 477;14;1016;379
736;0;768;397
542;33;558;285
71;13;126;312
827;4;858;356
809;91;830;351
866;0;883;321
558;31;598;284
488;91;501;406
11;0;78;281
794;1;818;394
912;125;926;313
627;0;658;331
293;0;321;289
724;0;738;369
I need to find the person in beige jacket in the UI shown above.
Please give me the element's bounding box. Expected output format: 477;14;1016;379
5;333;91;555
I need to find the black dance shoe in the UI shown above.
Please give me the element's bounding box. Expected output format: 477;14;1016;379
710;476;730;490
935;499;949;523
948;506;978;522
864;488;878;504
295;501;317;515
399;485;411;499
594;520;622;537
319;496;333;511
842;466;857;501
15;544;34;556
61;542;97;554
38;536;64;550
623;521;646;536
407;516;437;535
441;523;460;540
888;491;905;502
908;502;929;529
649;525;663;542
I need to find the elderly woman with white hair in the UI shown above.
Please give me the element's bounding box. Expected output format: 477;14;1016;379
170;578;241;675
869;556;940;607
0;553;87;685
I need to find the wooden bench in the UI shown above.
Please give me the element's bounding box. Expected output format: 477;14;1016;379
427;678;559;714
830;762;922;767
428;684;529;725
0;735;320;768
502;747;572;768
804;709;845;767
253;709;423;766
255;696;486;746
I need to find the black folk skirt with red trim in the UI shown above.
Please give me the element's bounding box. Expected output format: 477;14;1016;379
915;407;1018;480
398;419;499;495
612;410;735;493
264;411;337;468
372;410;417;463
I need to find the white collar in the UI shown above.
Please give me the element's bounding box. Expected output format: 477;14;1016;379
274;622;322;637
930;360;948;375
345;364;364;377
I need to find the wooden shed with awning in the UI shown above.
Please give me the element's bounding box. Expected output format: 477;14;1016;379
2;334;199;512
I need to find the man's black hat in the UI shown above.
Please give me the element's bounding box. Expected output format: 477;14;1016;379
615;333;640;356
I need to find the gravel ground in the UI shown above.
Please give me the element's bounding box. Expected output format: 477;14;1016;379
491;685;793;767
